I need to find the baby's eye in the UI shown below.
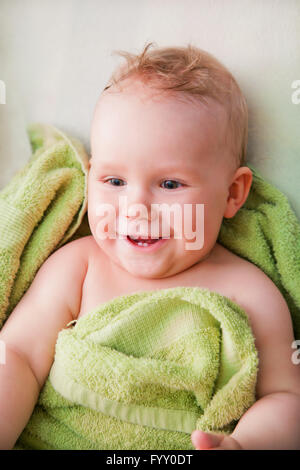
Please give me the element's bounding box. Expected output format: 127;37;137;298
161;180;183;190
105;178;126;187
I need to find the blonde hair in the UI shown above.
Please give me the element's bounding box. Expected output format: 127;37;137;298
104;43;248;167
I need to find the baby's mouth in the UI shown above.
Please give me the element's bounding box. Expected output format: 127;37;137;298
127;235;162;247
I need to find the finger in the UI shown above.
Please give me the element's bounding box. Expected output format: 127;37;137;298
209;436;243;450
191;430;224;450
220;436;242;450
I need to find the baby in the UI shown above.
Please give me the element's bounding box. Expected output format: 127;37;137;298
0;44;299;450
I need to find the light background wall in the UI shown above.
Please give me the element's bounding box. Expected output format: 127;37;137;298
0;0;299;216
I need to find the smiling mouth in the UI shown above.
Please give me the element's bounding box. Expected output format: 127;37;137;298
126;235;162;246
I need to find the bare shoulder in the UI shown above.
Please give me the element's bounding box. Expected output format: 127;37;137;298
45;235;97;315
0;235;95;387
223;249;291;327
56;234;96;257
0;235;93;340
64;234;101;259
217;244;292;332
218;245;299;398
48;234;97;272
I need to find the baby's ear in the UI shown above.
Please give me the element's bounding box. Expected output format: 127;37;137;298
223;167;252;219
88;158;93;170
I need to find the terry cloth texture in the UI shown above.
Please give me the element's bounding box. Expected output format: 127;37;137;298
15;286;258;450
0;123;88;329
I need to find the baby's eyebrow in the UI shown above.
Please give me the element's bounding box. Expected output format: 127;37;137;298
92;161;128;171
151;164;202;178
155;164;197;174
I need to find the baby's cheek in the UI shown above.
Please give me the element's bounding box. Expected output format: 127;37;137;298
181;203;204;237
91;206;120;245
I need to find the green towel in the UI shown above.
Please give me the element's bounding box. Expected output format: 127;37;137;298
15;286;258;450
0;123;89;329
0;123;299;449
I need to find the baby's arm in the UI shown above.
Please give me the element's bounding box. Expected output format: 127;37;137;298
192;272;300;450
0;238;88;449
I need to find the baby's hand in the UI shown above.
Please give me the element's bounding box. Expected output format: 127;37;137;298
191;430;242;450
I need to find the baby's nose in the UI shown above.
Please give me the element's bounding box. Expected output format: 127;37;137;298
123;202;158;223
120;187;158;222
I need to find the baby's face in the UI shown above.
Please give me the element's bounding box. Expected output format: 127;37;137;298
88;79;235;279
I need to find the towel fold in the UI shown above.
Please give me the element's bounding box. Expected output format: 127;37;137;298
0;123;89;328
15;286;258;450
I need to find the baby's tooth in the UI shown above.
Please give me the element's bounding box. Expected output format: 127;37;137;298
136;241;150;247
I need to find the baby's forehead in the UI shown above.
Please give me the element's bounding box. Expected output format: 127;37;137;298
91;81;233;170
93;83;229;140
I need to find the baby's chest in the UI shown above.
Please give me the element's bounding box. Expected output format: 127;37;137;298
77;256;243;321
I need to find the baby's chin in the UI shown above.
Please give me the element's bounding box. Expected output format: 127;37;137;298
113;256;176;280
